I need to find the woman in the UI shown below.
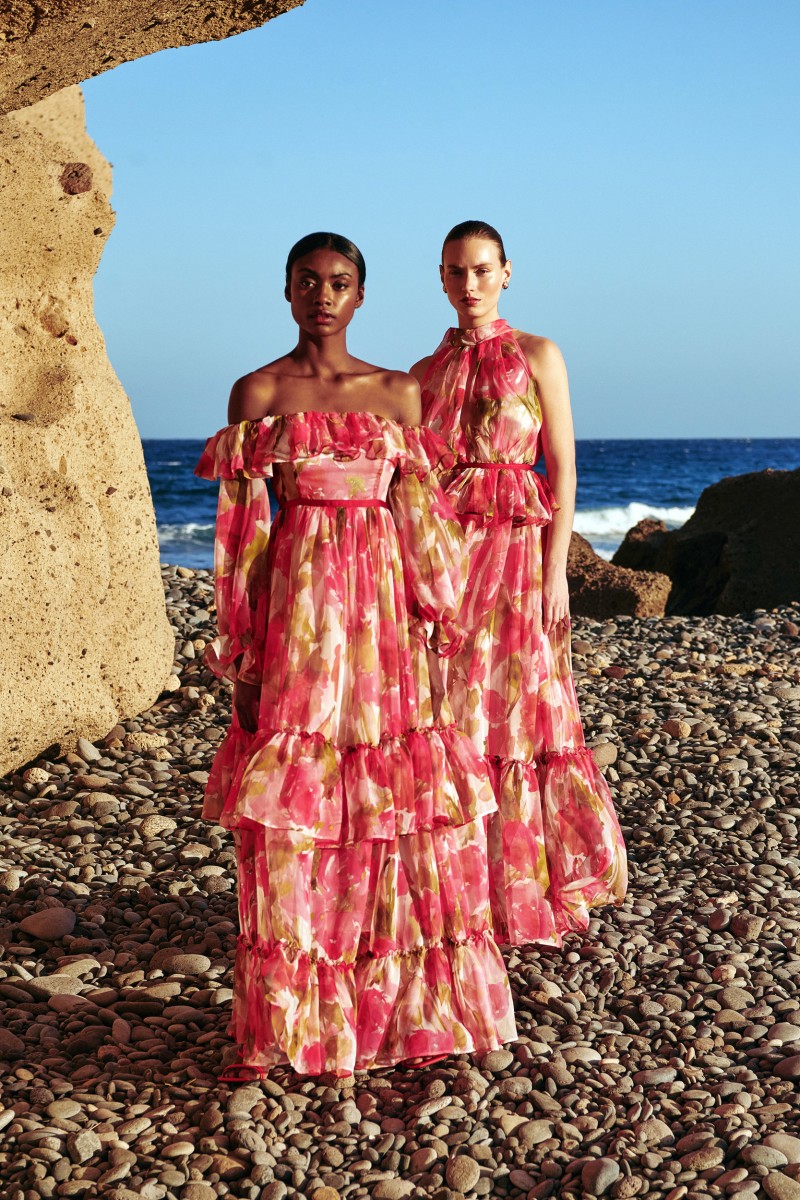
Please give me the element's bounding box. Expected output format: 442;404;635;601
411;220;627;947
195;232;515;1078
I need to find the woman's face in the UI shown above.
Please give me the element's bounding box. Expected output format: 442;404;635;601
286;248;364;336
440;236;511;326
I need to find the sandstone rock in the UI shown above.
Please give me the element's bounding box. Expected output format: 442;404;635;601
615;468;800;615
124;732;169;753
567;533;670;619
19;906;76;939
0;2;306;115
23;766;50;785
0;87;174;777
140;814;177;839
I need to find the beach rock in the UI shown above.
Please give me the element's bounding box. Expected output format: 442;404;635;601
635;1118;674;1146
615;467;800;615
764;1136;800;1164
763;1174;800;1200
445;1155;481;1193
567;533;670;618
0;87;173;777
140;814;177;839
0;1028;25;1060
612;518;669;572
19;906;75;939
582;1158;620;1195
775;1054;800;1080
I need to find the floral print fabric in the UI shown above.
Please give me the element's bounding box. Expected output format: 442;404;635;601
421;320;628;945
195;411;516;1074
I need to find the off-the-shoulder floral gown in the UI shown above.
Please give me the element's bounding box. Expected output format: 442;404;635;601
195;410;515;1075
421;321;628;946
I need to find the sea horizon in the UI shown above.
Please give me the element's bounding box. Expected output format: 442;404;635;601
143;435;800;570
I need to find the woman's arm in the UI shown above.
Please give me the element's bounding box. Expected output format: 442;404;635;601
520;335;576;636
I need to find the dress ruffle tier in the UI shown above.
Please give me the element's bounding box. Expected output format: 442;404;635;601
421;322;628;947
441;461;555;528
196;411;516;1073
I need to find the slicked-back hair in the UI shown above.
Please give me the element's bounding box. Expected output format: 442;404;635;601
285;231;367;290
442;220;507;265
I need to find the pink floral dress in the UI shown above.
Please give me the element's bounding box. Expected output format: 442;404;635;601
195;411;516;1075
421;320;628;946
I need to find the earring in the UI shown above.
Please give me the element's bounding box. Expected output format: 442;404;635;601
502;281;509;289
442;285;447;293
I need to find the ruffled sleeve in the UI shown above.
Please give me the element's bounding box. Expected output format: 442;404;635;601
388;427;467;658
195;424;273;683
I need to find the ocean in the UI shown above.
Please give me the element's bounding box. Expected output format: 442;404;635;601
144;438;800;570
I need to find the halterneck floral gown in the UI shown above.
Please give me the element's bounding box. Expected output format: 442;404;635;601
421;320;627;947
195;411;516;1075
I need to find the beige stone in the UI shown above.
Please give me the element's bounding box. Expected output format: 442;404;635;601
0;2;306;115
0;87;174;776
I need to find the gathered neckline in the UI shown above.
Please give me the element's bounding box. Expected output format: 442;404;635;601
232;409;402;429
447;318;512;347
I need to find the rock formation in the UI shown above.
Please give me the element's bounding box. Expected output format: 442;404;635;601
567;533;671;619
0;2;305;775
0;1;305;114
611;517;668;574
613;468;800;616
0;87;174;775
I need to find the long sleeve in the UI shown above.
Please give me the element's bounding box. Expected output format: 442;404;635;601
388;451;467;659
205;475;272;683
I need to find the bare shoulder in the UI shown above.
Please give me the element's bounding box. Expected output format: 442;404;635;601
227;359;291;423
376;368;422;424
409;355;434;386
513;331;567;380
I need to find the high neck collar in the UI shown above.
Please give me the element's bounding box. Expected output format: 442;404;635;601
447;318;511;348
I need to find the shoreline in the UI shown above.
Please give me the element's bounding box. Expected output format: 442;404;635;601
1;564;799;1194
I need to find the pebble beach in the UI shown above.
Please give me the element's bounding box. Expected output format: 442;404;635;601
1;565;800;1200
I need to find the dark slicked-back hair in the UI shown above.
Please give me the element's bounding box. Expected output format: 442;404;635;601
285;231;367;290
442;220;507;265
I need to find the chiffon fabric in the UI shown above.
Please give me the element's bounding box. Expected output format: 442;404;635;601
421;320;628;946
195;411;516;1075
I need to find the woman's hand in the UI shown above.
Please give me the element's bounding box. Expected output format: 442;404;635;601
233;680;261;734
542;563;570;636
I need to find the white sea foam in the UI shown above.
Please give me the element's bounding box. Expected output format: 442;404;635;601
157;522;215;544
573;502;695;554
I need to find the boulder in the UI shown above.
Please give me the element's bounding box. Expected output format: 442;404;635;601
0;87;174;775
567;533;671;619
0;1;305;115
612;518;669;572
614;468;800;616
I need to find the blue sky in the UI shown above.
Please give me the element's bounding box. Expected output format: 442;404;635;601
83;0;800;440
